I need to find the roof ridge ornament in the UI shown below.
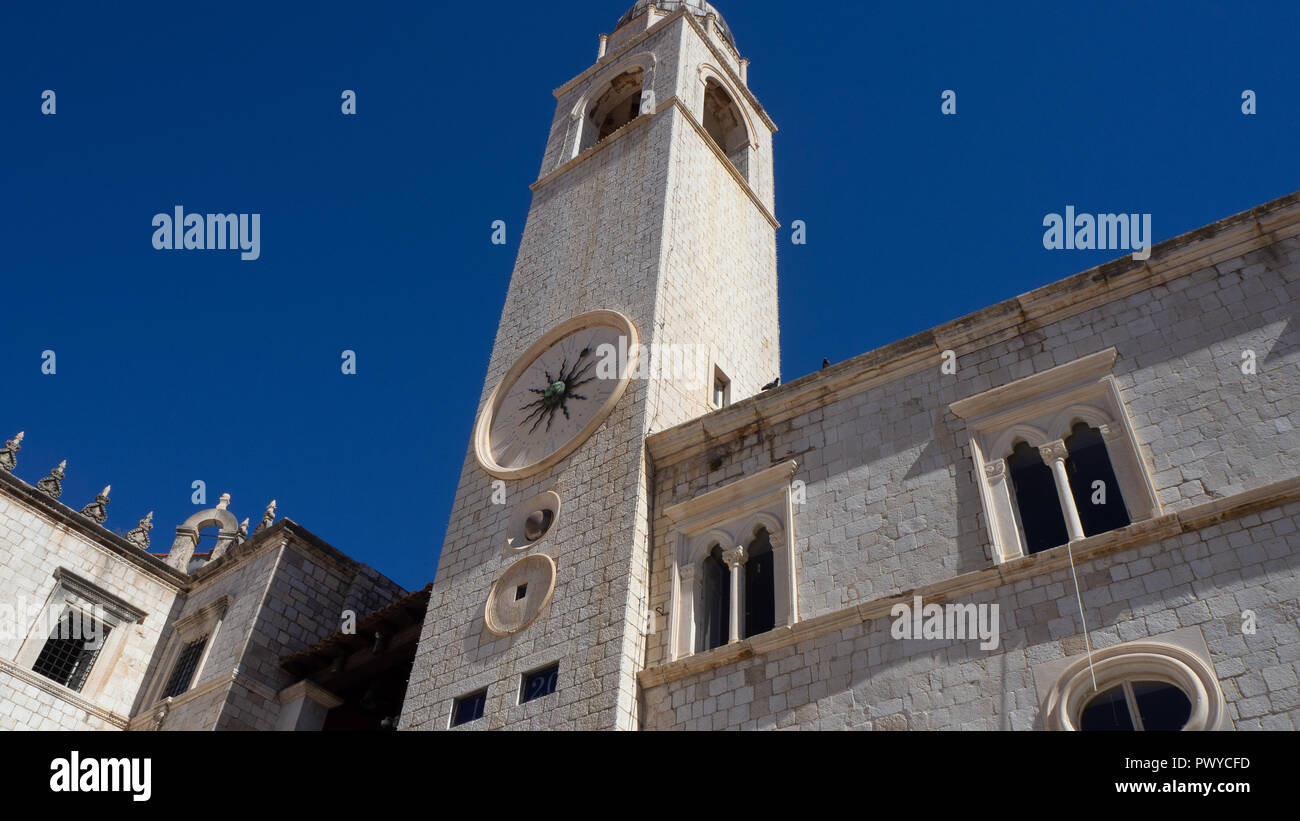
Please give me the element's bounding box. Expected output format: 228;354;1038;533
216;492;231;511
0;431;23;472
237;517;250;544
80;485;112;524
36;460;66;498
126;511;154;550
255;499;277;533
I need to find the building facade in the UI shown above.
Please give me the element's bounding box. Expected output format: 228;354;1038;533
402;2;1300;731
0;453;411;731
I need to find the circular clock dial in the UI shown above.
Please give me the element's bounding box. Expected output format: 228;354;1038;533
474;311;637;479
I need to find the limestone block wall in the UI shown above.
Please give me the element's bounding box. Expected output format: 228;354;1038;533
641;497;1300;730
649;103;779;419
404;44;680;730
146;528;406;731
642;214;1300;670
145;542;284;730
0;480;181;730
404;13;783;728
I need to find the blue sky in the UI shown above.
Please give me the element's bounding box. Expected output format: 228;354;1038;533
2;1;1296;591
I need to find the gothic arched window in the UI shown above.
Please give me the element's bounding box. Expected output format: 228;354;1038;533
1007;441;1069;554
701;78;749;179
744;528;775;638
1064;422;1131;537
700;545;729;652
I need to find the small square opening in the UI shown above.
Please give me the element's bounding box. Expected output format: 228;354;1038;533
515;584;528;601
520;662;560;704
451;689;488;727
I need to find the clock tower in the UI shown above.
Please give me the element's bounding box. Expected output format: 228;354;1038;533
401;1;779;730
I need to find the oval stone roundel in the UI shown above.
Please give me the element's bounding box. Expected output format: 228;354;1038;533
485;554;557;636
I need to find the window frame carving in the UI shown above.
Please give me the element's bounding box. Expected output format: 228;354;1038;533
950;348;1160;563
663;460;799;661
143;594;231;707
15;568;146;699
1037;633;1228;731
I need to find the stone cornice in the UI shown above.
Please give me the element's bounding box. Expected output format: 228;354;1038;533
52;567;148;624
132;665;278;728
0;658;131;728
664;459;797;525
950;347;1118;420
172;594;232;635
189;518;390;592
645;191;1300;469
637;474;1300;689
0;469;187;589
277;679;343;709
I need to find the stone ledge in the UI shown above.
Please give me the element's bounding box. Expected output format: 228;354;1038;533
637;474;1300;690
0;658;131;729
0;469;187;589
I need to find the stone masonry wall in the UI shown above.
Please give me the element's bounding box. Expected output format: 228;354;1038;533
643;230;1300;671
641;501;1300;730
0;485;180;730
403;14;780;730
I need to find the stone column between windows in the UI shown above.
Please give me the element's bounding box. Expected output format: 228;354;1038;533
983;459;1025;561
1040;439;1085;541
722;545;747;644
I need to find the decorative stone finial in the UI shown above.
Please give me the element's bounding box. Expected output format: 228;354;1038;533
36;460;66;498
236;517;250;544
126;511;154;550
79;485;112;524
255;499;277;533
216;492;231;511
0;431;23;472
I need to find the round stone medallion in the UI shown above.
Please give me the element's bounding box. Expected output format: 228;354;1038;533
485;554;557;636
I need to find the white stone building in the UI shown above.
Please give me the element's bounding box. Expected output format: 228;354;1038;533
0;451;415;731
401;1;1300;731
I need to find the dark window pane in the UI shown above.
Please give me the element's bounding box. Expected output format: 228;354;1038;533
744;529;775;638
1132;681;1192;731
451;689;487;726
1080;685;1135;731
162;637;208;698
701;546;730;651
1007;442;1069;554
32;611;110;693
1065;423;1131;537
520;663;559;704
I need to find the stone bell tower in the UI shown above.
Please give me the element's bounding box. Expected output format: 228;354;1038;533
401;1;780;730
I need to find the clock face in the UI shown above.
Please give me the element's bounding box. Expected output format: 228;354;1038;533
474;311;638;479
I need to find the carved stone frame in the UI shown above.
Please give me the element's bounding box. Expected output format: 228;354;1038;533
663;460;799;661
950;348;1161;563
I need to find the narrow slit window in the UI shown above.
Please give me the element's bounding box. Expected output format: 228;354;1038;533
712;367;731;409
